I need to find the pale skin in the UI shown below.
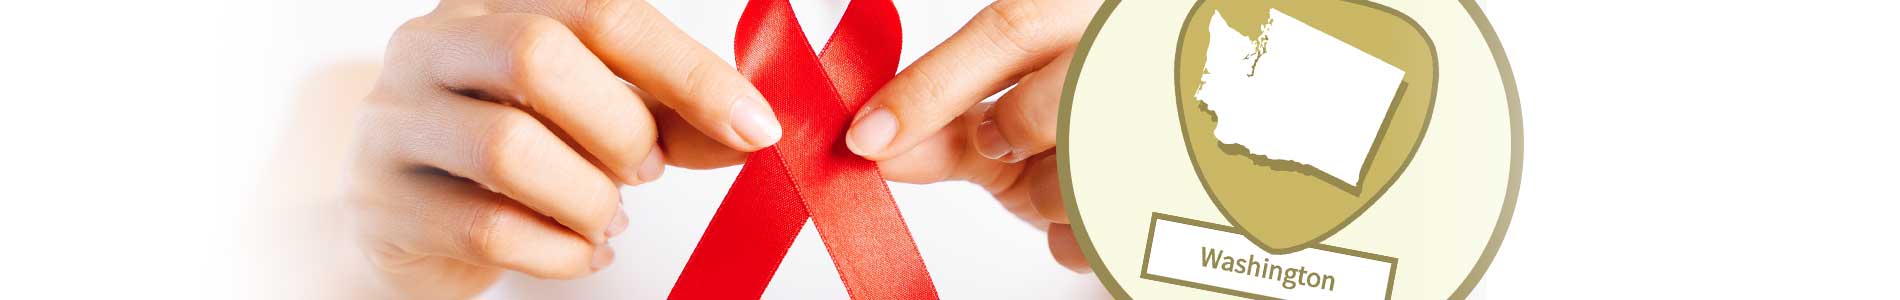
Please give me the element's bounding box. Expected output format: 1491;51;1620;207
349;0;1102;298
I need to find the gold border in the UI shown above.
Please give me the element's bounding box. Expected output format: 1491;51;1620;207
1058;0;1522;299
1173;0;1441;256
1060;0;1128;297
1448;0;1522;298
1137;213;1397;300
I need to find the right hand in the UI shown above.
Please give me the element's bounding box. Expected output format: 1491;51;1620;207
348;1;781;298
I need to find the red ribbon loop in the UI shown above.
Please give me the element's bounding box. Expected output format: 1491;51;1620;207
671;0;938;299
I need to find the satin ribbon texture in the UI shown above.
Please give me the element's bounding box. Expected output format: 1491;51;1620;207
670;0;939;299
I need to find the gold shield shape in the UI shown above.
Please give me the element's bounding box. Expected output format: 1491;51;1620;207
1175;0;1436;254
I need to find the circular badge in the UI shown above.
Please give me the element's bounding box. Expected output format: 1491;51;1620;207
1060;0;1518;299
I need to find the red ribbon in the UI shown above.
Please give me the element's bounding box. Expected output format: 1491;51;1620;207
670;0;938;299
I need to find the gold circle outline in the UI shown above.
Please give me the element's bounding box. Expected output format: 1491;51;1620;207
1057;0;1522;299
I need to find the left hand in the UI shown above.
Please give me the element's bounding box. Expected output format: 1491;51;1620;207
848;0;1104;273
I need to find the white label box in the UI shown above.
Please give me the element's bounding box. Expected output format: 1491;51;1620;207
1141;214;1396;300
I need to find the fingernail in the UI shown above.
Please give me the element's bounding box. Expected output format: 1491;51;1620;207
974;120;1012;160
846;108;897;156
591;245;616;271
729;95;782;149
605;209;629;238
637;149;665;183
1002;150;1032;164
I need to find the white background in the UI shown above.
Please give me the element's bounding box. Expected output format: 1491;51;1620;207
1;0;1896;299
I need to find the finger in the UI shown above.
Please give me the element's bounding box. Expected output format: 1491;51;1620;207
374;91;624;244
878;103;992;184
977;50;1073;163
361;173;612;279
1019;152;1066;224
1048;224;1091;273
423;13;664;185
490;0;783;151
845;0;1101;160
652;103;749;169
877;104;1056;227
986;161;1048;228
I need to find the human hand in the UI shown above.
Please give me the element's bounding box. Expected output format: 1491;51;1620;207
348;0;779;298
847;0;1105;273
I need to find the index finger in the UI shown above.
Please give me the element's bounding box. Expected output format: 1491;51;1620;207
491;0;783;151
843;0;1102;160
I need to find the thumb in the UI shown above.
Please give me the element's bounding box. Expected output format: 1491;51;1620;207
975;49;1073;163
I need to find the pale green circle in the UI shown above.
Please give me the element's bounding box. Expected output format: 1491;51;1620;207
1059;1;1520;299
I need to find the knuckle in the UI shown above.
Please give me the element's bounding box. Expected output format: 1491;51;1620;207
463;200;591;279
492;14;574;89
978;0;1050;56
1002;107;1047;146
1006;97;1057;145
578;0;665;50
362;82;420;108
895;69;954;117
679;62;725;111
564;179;624;235
390;16;450;46
579;0;641;37
350;99;404;166
385;18;447;73
593;115;659;173
464;200;512;265
362;241;423;275
596;139;652;177
474;110;542;182
389;18;434;46
585;194;621;228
